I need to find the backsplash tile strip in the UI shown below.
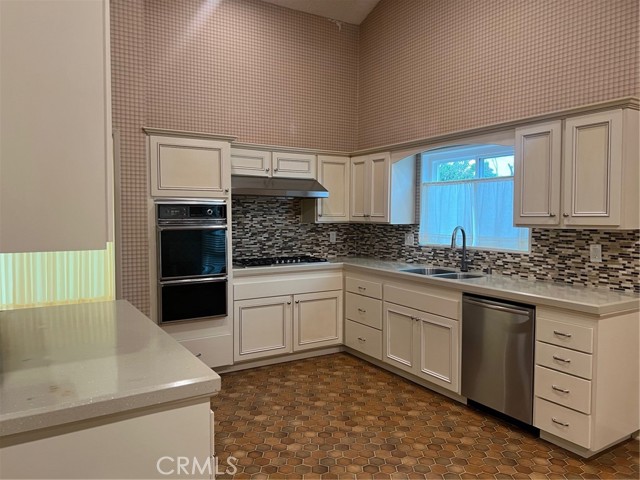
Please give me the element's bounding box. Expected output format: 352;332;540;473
232;197;639;293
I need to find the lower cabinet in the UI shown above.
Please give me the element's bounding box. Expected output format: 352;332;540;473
234;295;292;362
233;282;343;362
294;291;343;352
383;302;460;393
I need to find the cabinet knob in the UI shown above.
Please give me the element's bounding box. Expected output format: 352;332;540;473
549;213;556;217
274;168;279;172
318;213;323;217
287;301;291;305
224;188;229;193
563;213;570;218
266;167;270;172
295;300;299;304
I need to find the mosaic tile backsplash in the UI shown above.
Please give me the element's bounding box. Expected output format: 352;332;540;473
232;197;640;294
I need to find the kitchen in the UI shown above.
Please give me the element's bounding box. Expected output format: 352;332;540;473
0;0;639;478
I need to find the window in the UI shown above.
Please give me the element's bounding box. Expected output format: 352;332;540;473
419;144;529;252
0;242;115;310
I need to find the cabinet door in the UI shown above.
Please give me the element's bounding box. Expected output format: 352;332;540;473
150;136;230;198
368;153;390;223
0;0;111;252
234;296;292;361
562;110;622;226
415;313;459;393
383;302;417;375
293;291;343;351
317;155;350;223
230;148;271;177
350;155;368;221
514;121;562;226
272;152;316;179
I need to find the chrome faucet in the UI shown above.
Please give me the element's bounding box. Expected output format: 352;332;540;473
451;226;470;272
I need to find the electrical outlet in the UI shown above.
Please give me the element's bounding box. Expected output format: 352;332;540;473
404;233;414;246
589;244;602;262
329;231;337;244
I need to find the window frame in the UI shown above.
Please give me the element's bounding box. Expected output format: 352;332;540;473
418;144;530;254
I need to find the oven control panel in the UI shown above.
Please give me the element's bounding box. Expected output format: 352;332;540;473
157;202;227;223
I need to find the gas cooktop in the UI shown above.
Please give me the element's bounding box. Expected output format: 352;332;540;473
233;255;328;268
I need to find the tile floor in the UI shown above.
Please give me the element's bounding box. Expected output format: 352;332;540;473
211;353;639;479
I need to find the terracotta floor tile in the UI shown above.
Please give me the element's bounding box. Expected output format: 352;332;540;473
212;353;639;479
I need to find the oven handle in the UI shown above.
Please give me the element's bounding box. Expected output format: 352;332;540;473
160;277;228;286
157;225;227;231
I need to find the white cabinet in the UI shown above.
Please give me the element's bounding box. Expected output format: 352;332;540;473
384;302;459;393
382;283;461;393
344;275;383;360
231;148;316;179
514;108;639;228
293;291;343;352
301;155;350;223
234;296;292;362
0;0;111;252
533;307;639;457
149;135;231;198
233;270;343;362
350;153;390;222
514;121;562;226
350;153;416;224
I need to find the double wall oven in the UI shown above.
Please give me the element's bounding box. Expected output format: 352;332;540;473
156;200;228;324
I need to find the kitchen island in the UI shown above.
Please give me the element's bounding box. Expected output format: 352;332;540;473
0;300;221;479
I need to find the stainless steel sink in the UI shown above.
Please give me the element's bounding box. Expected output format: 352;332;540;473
400;267;454;275
432;272;485;280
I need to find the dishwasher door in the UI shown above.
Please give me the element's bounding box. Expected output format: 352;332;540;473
462;295;535;424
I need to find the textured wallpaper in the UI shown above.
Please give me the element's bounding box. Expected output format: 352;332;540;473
110;0;639;314
358;0;639;148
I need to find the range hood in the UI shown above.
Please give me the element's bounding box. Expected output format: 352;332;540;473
231;175;329;198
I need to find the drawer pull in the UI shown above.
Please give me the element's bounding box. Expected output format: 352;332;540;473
358;286;366;291
553;330;572;338
552;355;571;363
195;353;202;357
551;417;569;427
357;308;367;313
552;385;570;394
357;337;367;342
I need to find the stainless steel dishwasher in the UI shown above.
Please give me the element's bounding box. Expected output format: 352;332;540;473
462;294;535;425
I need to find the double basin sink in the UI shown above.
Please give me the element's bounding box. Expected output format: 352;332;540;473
400;267;484;280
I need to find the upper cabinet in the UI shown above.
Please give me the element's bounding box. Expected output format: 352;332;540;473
514;121;562;226
231;148;316;179
0;0;112;252
301;155;350;223
149;134;231;198
514;108;638;229
350;153;415;224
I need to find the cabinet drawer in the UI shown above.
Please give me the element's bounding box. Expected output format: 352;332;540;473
384;284;459;319
536;341;593;380
345;292;382;329
534;397;591;448
345;277;382;299
537;318;594;353
180;334;233;368
534;366;592;414
345;320;382;360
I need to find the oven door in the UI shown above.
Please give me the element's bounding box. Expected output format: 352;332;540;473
158;226;227;280
159;278;227;324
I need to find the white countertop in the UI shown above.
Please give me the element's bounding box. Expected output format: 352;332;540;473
233;257;639;315
0;300;221;437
